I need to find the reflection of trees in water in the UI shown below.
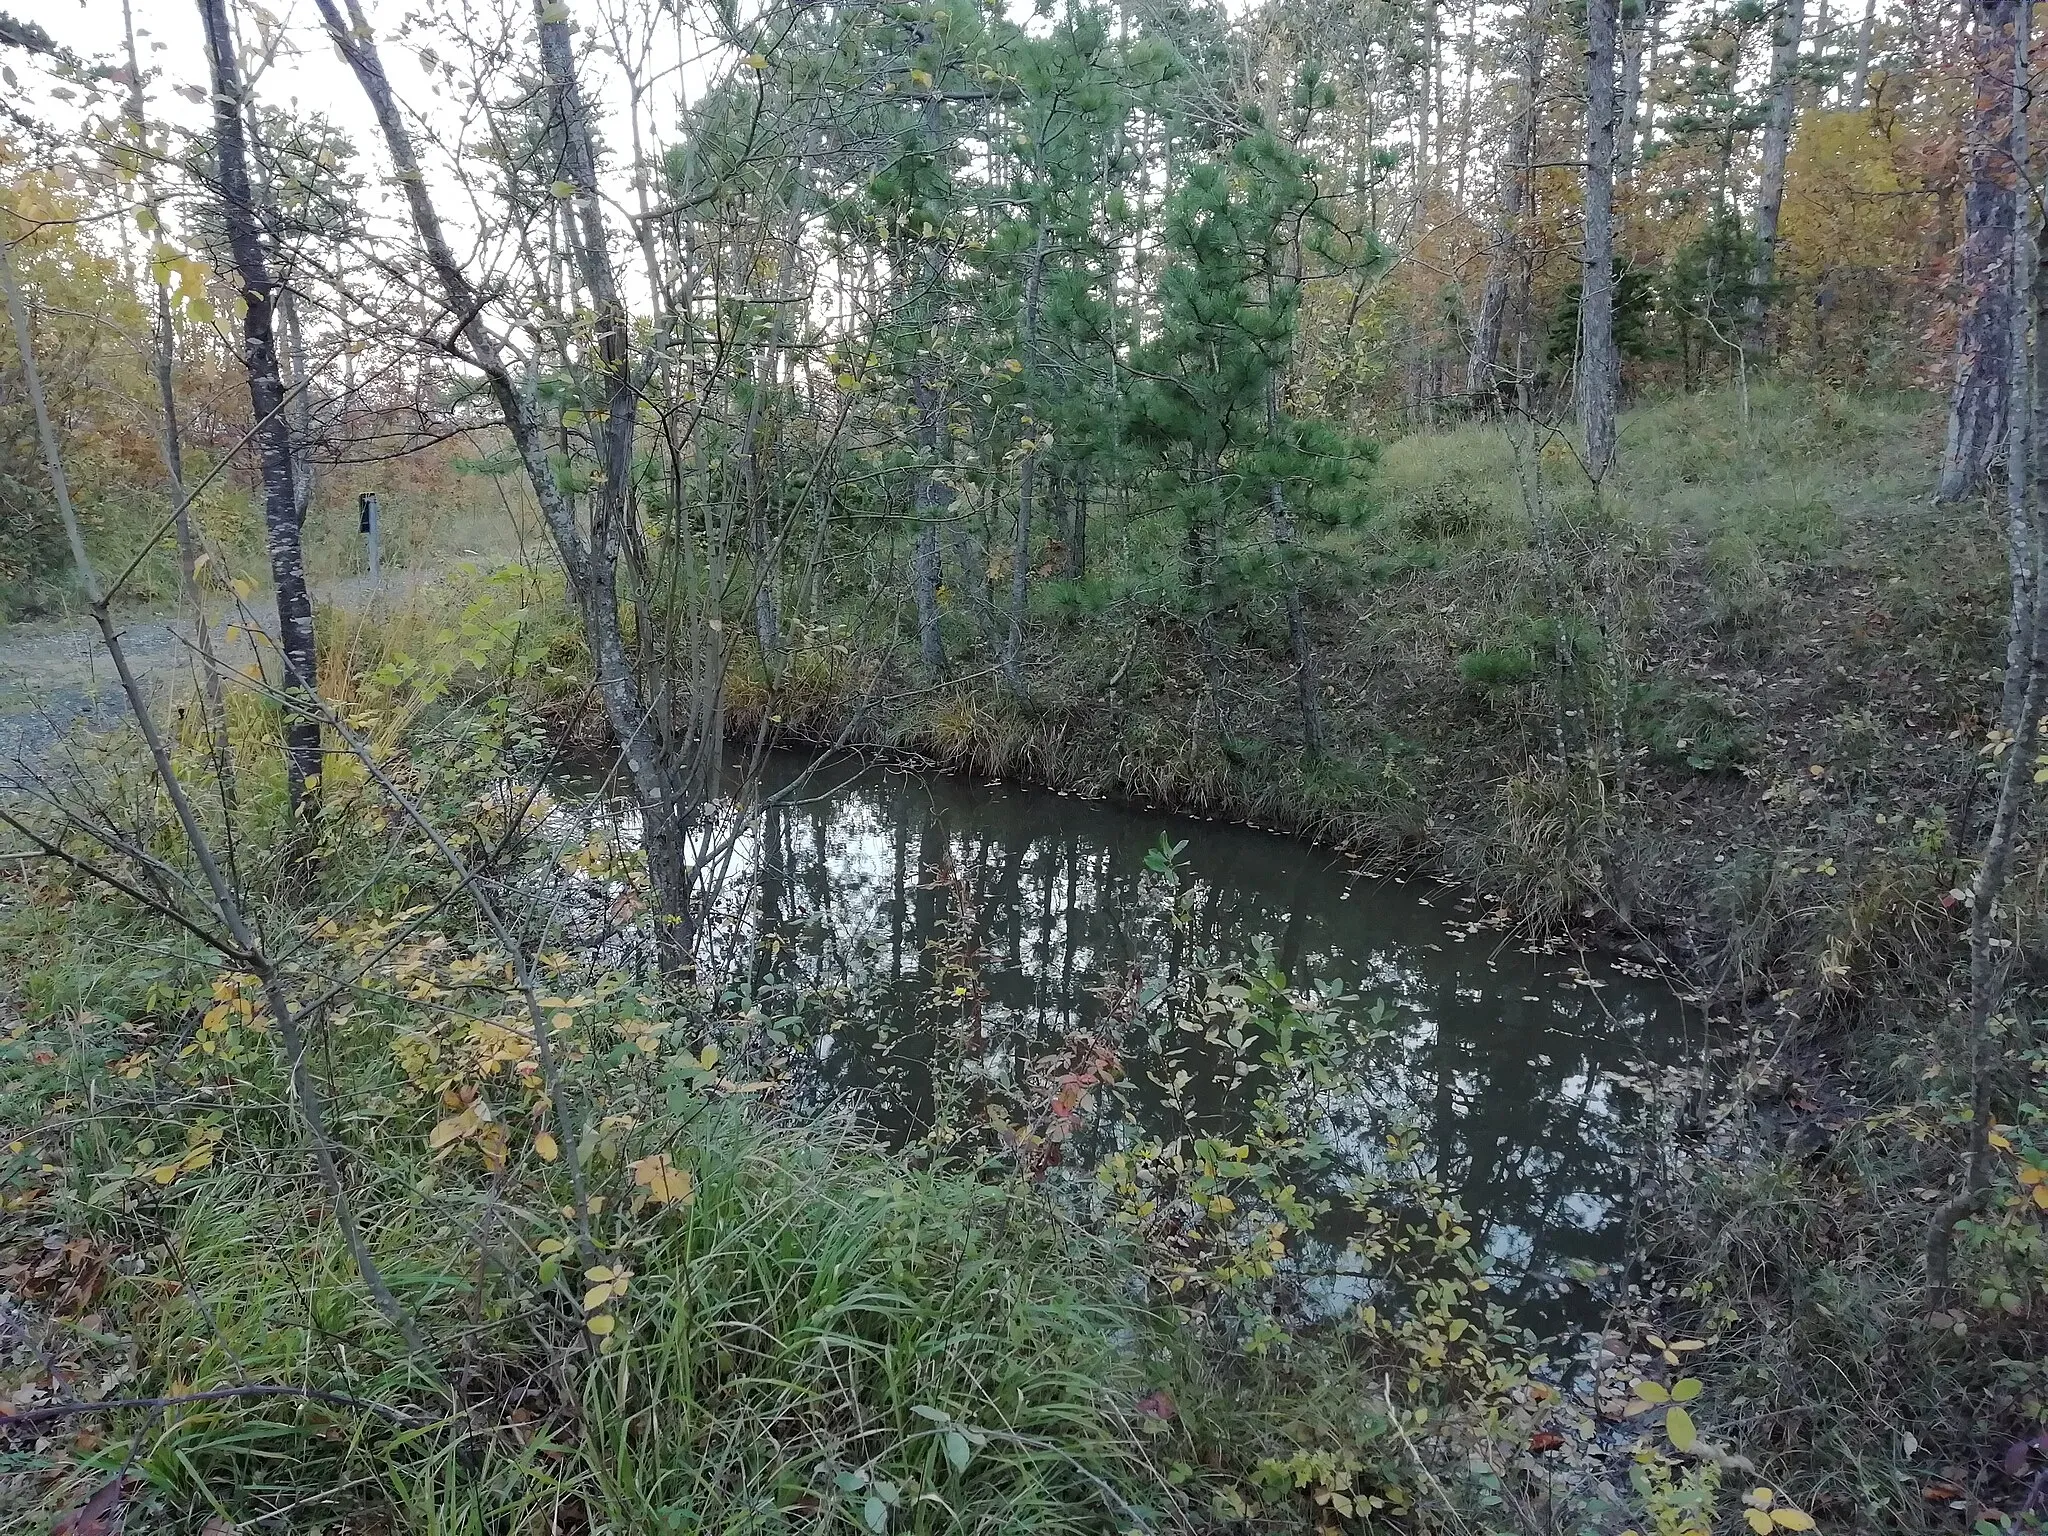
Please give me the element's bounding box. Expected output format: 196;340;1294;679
682;756;1679;1324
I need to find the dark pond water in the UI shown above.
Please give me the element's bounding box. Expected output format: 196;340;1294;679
552;751;1693;1337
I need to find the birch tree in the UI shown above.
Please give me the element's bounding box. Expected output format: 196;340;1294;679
1744;0;1807;354
1939;0;2024;500
197;0;319;818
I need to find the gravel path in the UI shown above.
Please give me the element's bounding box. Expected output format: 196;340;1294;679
0;570;437;787
0;613;194;775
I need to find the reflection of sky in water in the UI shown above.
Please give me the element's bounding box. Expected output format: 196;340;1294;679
552;752;1693;1336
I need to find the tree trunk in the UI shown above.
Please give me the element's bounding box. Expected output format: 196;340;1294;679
1184;477;1221;719
1068;466;1089;579
741;315;784;678
1468;0;1551;407
1928;0;2039;1300
1002;226;1048;695
1455;0;1478;205
2001;4;2036;736
1618;0;1649;179
909;88;951;677
1928;201;2043;1308
912;373;948;675
281;288;315;527
1640;4;1663;164
1581;0;1621;478
316;0;697;971
532;0;702;970
1415;0;1437;204
1847;0;1878;108
1744;0;1808;353
124;0;231;774
1265;373;1325;753
1939;0;2025;501
198;0;319;819
0;237;426;1358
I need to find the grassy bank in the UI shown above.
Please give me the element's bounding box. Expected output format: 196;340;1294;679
312;384;2047;1532
6;381;2040;1534
746;384;1985;994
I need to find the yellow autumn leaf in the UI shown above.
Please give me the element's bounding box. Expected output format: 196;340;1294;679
1746;1513;1774;1536
630;1152;694;1205
428;1106;481;1149
478;1123;510;1172
585;1313;615;1336
583;1283;615;1311
1770;1511;1816;1531
534;1131;560;1162
1665;1405;1698;1453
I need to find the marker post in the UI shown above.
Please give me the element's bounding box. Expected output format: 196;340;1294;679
358;492;381;587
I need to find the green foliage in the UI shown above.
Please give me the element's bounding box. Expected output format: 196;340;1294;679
1667;213;1772;345
1458;643;1539;689
1629;679;1754;773
1546;259;1664;362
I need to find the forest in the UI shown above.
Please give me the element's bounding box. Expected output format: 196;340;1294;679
0;0;2042;1529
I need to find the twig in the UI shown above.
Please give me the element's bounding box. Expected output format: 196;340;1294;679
0;1384;432;1430
1383;1376;1480;1536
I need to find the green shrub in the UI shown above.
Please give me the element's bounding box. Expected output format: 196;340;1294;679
1629;678;1754;773
1457;643;1538;689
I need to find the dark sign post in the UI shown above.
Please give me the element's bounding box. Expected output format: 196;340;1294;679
358;492;381;587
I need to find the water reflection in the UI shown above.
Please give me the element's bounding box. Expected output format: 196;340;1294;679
559;751;1689;1335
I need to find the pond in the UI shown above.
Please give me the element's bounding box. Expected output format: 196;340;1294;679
550;751;1693;1338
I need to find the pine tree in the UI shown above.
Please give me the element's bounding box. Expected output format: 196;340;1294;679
1126;84;1377;751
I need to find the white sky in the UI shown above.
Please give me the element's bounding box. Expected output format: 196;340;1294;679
34;0;735;248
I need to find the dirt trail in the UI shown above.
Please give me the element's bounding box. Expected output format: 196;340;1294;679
0;569;435;784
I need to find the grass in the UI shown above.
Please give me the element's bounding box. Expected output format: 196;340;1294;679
16;1108;1181;1533
739;381;1985;957
0;855;1548;1535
